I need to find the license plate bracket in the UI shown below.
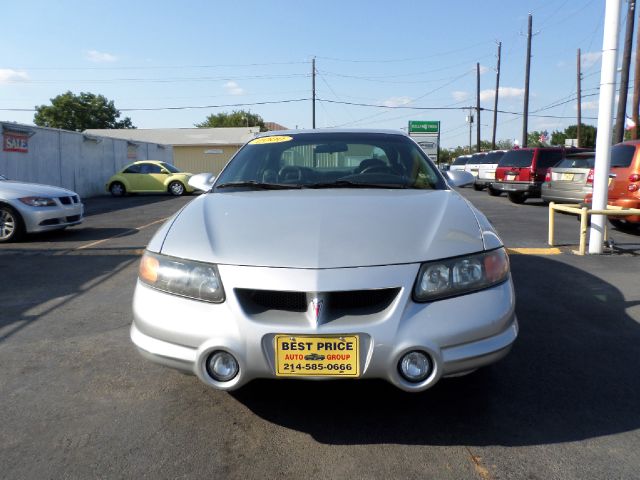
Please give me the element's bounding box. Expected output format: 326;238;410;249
274;335;360;377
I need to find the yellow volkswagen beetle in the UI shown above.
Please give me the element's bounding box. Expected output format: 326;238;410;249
106;160;194;197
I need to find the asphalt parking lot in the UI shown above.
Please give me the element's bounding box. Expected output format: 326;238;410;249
1;190;639;479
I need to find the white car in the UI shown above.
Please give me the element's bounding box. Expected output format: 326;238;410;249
475;150;508;193
449;154;471;173
131;130;518;393
0;175;83;242
464;152;487;180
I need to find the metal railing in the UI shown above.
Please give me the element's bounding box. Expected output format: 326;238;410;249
548;202;640;255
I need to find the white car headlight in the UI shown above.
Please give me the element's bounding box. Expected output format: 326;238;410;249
138;251;225;303
18;196;57;207
413;248;509;302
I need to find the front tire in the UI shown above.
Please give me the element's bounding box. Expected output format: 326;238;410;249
473;183;483;191
488;187;501;197
109;182;126;197
168;181;185;196
0;205;25;243
508;192;526;204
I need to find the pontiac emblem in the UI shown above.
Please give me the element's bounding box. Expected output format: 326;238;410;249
311;298;324;321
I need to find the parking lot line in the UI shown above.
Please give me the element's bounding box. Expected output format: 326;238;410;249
506;247;562;255
74;217;169;251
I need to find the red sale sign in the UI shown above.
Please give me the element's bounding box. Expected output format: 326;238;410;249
3;132;29;152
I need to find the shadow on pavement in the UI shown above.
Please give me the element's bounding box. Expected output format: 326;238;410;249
20;227;138;244
0;254;137;343
83;194;191;217
230;255;640;447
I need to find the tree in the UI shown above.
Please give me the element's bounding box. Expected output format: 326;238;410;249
34;91;134;131
550;124;597;147
526;131;547;147
195;110;266;130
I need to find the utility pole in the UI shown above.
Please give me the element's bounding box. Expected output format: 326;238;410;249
522;14;533;147
312;57;316;129
577;48;582;147
492;42;502;150
633;7;640;140
633;14;640;140
467;108;473;154
614;0;636;143
476;62;481;152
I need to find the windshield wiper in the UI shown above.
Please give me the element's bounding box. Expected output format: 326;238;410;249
305;180;410;189
216;181;302;190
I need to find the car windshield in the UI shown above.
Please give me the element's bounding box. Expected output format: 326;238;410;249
214;132;446;191
498;149;535;167
161;163;181;173
481;151;505;164
610;144;636;167
452;156;469;165
556;155;595;169
469;154;486;164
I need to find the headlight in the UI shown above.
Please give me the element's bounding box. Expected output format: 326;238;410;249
413;247;509;302
138;251;225;303
18;196;56;207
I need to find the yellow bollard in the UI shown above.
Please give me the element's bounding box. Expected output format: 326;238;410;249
579;207;588;255
548;202;555;246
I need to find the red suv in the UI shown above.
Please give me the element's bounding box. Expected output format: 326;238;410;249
492;147;592;203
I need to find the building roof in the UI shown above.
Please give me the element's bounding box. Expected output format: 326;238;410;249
264;122;288;131
84;127;260;146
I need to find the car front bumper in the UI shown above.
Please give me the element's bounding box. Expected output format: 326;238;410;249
13;199;84;233
131;262;518;392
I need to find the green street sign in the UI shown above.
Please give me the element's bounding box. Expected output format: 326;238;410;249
408;120;440;133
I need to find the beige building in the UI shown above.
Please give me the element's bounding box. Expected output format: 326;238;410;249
85;127;260;174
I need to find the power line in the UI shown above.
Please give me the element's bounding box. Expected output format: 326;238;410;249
5;61;312;71
315;41;495;64
0;98;312;113
5;73;311;85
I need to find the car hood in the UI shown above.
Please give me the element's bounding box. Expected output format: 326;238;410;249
158;189;486;268
0;180;78;199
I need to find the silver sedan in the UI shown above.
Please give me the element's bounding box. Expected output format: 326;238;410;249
0;175;83;242
131;130;518;392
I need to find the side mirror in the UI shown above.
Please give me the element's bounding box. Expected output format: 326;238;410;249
160;169;170;175
445;170;475;188
188;172;216;192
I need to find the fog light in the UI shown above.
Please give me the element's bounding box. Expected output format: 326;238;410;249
206;351;239;382
399;351;432;382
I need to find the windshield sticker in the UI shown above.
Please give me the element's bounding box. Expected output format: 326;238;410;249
249;136;293;145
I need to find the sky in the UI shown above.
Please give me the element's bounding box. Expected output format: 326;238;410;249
0;0;623;149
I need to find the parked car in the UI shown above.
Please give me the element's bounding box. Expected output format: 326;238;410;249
492;147;591;203
449;154;471;172
0;175;83;243
475;150;507;193
130;130;517;393
106;160;194;197
541;152;596;204
604;141;640;228
464;152;487;180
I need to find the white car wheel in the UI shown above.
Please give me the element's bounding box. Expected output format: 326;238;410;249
169;181;185;196
0;206;23;243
